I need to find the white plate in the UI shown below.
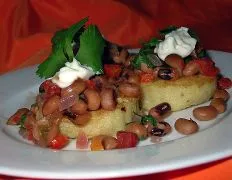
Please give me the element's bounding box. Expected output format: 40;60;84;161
0;50;231;179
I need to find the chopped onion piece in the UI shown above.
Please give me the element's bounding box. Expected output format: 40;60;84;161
59;94;77;111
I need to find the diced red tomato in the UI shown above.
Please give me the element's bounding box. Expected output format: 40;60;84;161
86;79;96;89
7;108;29;125
194;58;219;77
10;116;21;125
104;64;122;78
49;134;69;149
140;72;154;83
24;121;33;130
218;77;232;89
27;129;34;141
76;131;89;149
116;131;139;149
40;80;61;98
202;66;219;77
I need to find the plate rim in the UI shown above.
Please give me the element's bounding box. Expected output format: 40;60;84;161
0;50;232;179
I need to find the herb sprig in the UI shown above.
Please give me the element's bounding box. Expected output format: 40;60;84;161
36;17;105;78
132;38;160;69
134;112;157;126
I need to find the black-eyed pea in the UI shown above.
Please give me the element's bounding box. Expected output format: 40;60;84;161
100;88;117;111
193;106;218;121
149;102;171;121
213;89;230;101
42;95;60;116
84;89;101;111
73;112;91;126
118;83;141;98
165;54;185;75
71;99;88;115
61;79;86;97
174;118;199;135
210;98;226;114
150;122;172;137
125;122;148;140
183;61;199;76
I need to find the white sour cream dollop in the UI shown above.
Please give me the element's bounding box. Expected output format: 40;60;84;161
154;27;197;60
51;58;95;88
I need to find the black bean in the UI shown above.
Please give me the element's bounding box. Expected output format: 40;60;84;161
154;102;171;115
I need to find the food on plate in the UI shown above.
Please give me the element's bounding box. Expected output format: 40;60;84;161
213;89;230;101
174;118;199;135
192;106;218;121
59;97;139;138
6;18;232;150
137;27;218;111
192;86;229;121
210;98;226;113
141;75;216;111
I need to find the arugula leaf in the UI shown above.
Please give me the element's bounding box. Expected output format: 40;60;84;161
76;25;105;74
36;17;88;78
132;38;160;69
159;26;177;36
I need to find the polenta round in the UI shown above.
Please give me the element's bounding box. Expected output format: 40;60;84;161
59;97;139;138
141;75;217;111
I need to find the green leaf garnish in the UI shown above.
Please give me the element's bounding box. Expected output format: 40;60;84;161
19;114;27;129
183;55;193;64
141;115;157;126
76;25;105;74
132;52;155;69
134;112;157;127
159;26;177;36
36;17;88;78
132;38;160;69
198;49;209;58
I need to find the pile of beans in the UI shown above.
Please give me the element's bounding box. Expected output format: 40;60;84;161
7;44;232;150
175;88;230;135
41;75;142;126
100;102;173;150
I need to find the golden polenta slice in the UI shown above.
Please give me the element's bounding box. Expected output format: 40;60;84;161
141;75;216;111
59;97;139;138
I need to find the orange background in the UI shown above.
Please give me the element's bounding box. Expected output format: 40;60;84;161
0;0;231;179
